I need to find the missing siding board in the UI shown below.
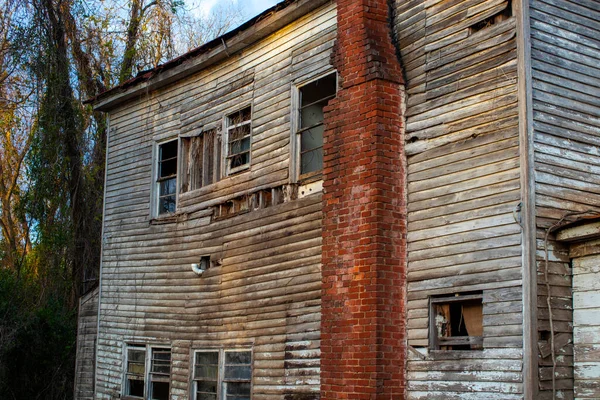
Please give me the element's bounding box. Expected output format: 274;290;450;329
212;185;295;220
430;292;483;351
469;1;512;34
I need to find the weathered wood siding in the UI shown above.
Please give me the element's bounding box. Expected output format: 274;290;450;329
95;3;336;399
74;286;99;400
394;0;523;397
530;0;600;398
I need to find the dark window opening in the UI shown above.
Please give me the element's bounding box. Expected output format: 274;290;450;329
470;1;512;33
149;348;171;400
430;292;483;350
157;140;178;215
298;73;337;178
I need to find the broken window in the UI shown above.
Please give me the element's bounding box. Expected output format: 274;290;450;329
124;345;171;399
125;346;146;398
192;349;252;400
157;140;178;215
181;129;221;192
296;73;337;179
149;348;171;400
225;106;252;174
430;292;483;350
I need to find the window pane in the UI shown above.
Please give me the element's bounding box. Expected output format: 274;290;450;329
229;152;249;169
229;137;250;155
128;363;145;375
196;352;219;365
153;350;171;361
160;141;178;160
225;382;251;396
300;148;323;175
128;378;145;397
301;103;325;129
159;195;176;214
225;352;251;365
228;107;251;125
300;74;336;105
224;365;251;380
160;178;176;196
194;365;218;380
159;158;177;178
151;381;169;400
128;349;146;363
196;380;217;393
229;125;250;141
300;126;324;152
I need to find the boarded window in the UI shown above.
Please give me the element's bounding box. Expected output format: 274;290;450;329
430;292;483;350
297;73;336;178
192;349;252;400
226;107;252;174
157;140;177;215
181;129;221;192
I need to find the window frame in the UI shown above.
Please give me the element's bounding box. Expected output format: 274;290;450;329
223;106;252;176
123;344;172;400
429;292;484;351
191;348;253;400
153;138;179;218
291;71;337;183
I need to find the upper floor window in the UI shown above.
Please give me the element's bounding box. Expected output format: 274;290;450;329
181;129;221;193
124;345;172;400
225;106;252;175
192;349;252;400
156;140;178;215
296;73;336;180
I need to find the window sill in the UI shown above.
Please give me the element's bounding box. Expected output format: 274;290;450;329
298;170;322;184
227;164;250;176
150;212;189;225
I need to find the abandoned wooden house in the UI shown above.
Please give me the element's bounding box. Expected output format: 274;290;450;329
74;0;600;399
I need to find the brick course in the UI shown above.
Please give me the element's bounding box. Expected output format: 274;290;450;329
320;0;407;398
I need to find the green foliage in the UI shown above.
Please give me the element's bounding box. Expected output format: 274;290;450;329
0;269;76;400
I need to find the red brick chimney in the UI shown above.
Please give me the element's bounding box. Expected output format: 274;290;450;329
320;0;407;398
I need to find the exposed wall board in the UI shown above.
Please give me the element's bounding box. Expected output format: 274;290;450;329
530;0;600;397
394;0;522;396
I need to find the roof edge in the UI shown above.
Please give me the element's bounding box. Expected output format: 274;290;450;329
90;0;331;112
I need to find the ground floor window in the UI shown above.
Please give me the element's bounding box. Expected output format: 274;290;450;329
124;344;172;400
193;349;252;400
430;292;483;350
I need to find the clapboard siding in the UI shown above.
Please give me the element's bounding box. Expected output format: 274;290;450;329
530;0;600;398
74;286;99;400
94;3;336;399
395;0;522;397
571;252;600;399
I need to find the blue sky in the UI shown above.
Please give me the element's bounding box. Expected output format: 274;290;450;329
193;0;281;19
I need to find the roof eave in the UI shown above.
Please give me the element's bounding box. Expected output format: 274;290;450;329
92;0;331;112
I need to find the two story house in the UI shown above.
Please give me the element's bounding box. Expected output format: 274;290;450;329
75;0;600;399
